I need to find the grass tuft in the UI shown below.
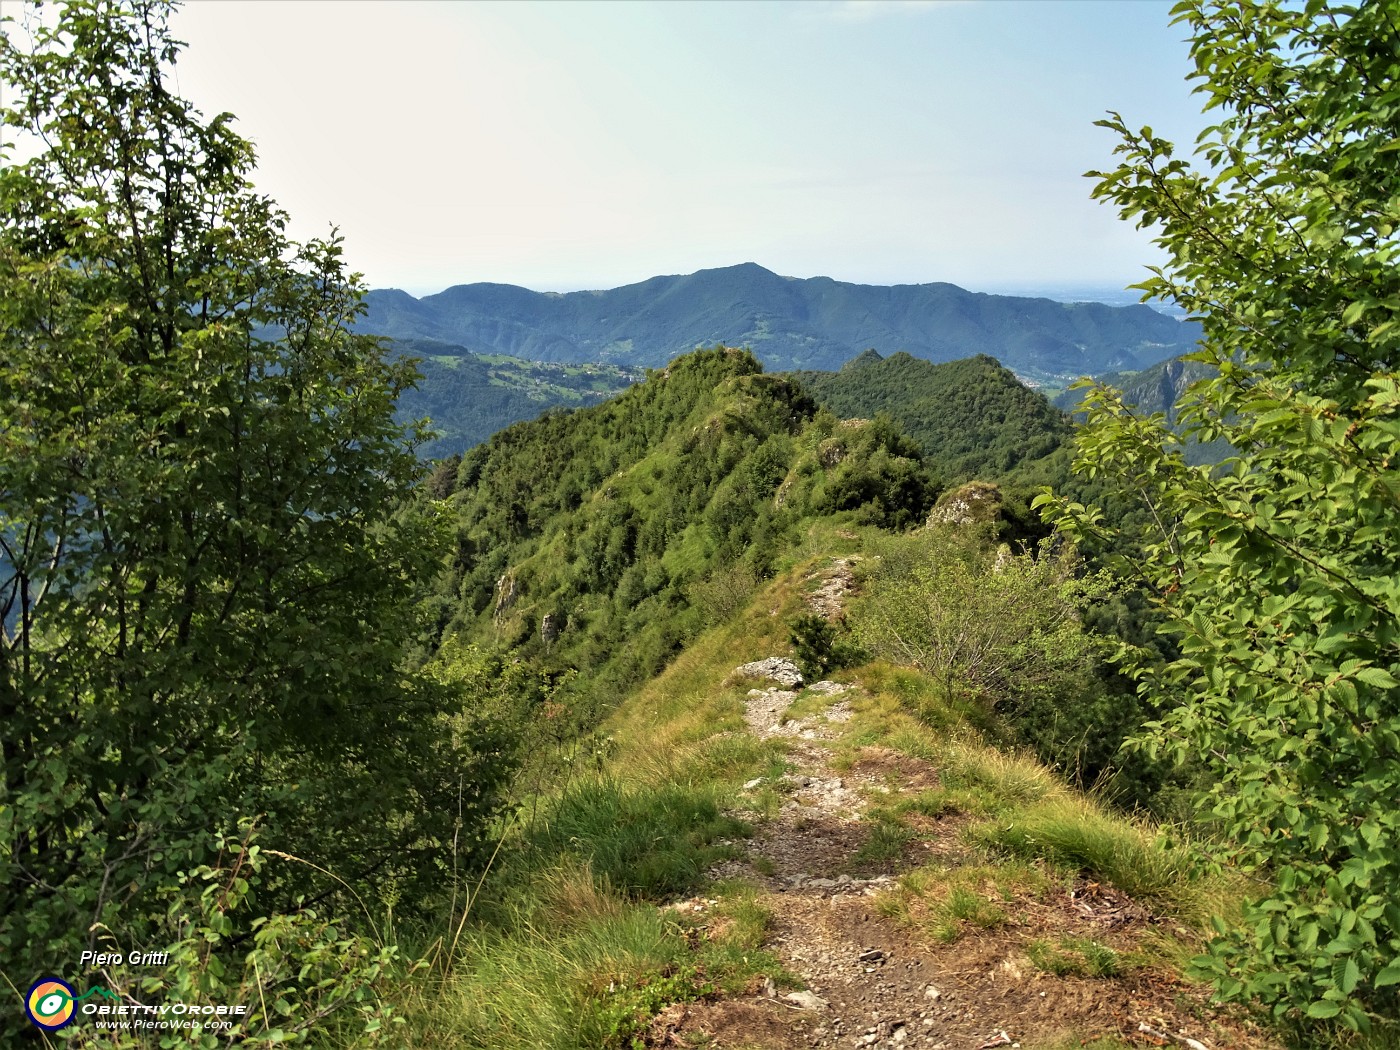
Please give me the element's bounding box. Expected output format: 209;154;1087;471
1026;936;1122;978
879;862;1047;944
896;786;994;819
971;796;1192;906
939;738;1057;806
849;815;915;872
534;859;624;927
522;780;748;899
1026;1036;1136;1050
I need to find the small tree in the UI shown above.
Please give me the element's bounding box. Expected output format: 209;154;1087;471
1041;0;1400;1030
851;526;1113;713
0;0;510;983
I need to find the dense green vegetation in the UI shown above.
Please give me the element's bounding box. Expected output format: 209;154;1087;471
1043;0;1400;1032
788;351;1158;559
394;338;639;457
359;261;1201;382
846;527;1176;807
793;350;1075;484
1;2;509;1038
427;346;936;719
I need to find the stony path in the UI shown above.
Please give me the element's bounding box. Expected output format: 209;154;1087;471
656;560;1266;1050
696;663;992;1050
668;668;1255;1050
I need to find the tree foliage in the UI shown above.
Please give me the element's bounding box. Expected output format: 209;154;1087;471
848;527;1136;790
849;529;1097;707
0;0;510;987
1041;0;1400;1029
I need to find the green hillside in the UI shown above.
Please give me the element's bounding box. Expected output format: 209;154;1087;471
393;338;639;457
792;350;1076;484
396;341;1081;471
428;346;935;707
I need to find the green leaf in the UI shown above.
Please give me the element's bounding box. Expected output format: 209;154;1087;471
1338;956;1361;994
1375;959;1400;988
1356;667;1399;689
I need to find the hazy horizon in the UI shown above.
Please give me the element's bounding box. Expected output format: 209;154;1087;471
1;1;1209;296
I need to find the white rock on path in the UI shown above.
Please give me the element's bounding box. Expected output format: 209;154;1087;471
732;657;804;689
784;990;829;1011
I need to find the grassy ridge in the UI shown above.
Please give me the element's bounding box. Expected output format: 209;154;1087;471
375;526;1267;1048
428;347;933;716
385;538;810;1048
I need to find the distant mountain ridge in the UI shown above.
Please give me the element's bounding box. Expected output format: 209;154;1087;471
361;263;1200;381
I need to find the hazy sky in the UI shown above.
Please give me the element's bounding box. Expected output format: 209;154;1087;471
8;1;1211;297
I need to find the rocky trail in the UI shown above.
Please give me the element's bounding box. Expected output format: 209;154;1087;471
651;562;1270;1050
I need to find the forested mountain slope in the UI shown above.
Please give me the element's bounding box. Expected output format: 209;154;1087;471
427;347;936;706
361;263;1200;381
391;338;639;456
792;351;1075;483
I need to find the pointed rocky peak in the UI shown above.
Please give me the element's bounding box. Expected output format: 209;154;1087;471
842;349;884;372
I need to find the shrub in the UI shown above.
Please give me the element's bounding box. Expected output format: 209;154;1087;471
788;612;867;681
1042;0;1400;1029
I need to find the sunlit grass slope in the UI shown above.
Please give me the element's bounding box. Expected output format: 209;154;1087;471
378;525;1260;1050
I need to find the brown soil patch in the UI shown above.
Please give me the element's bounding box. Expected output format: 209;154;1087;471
678;886;1271;1050
850;746;942;792
654;1000;813;1049
1054;879;1155;933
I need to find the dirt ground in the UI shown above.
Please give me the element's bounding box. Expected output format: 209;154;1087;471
651;561;1278;1050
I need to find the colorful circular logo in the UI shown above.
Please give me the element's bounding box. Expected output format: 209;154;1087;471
26;978;77;1030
